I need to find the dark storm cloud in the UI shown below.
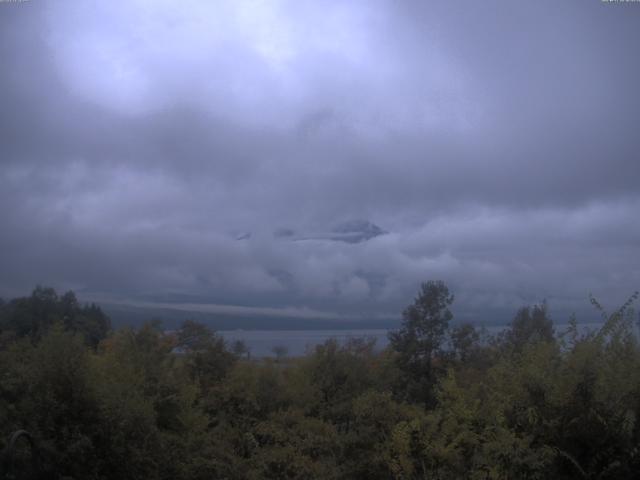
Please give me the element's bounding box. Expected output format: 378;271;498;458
1;0;639;322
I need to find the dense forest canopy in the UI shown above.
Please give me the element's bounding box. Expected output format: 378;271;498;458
1;284;640;479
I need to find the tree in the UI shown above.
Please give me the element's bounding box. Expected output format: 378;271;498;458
177;320;236;391
388;280;454;407
450;323;480;363
0;287;110;347
272;345;289;362
177;319;215;352
1;286;60;341
505;302;554;351
232;339;250;359
0;325;102;478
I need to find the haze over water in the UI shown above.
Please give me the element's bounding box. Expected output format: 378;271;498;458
219;323;609;357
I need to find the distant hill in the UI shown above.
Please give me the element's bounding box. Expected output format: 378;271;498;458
100;301;533;332
101;302;400;331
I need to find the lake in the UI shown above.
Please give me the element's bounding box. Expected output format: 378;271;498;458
218;322;607;357
218;329;390;357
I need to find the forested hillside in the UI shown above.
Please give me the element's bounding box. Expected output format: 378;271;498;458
1;283;639;479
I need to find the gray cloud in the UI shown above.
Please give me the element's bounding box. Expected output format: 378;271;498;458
1;0;639;324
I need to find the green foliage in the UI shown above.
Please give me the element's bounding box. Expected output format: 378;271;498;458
248;409;340;479
0;326;102;478
1;286;640;479
450;323;481;362
503;302;555;352
0;287;110;347
388;280;454;406
303;338;377;417
176;320;237;393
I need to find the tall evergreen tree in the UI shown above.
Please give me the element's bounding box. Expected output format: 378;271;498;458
388;280;454;407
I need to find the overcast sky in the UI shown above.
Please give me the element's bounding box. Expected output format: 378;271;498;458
1;0;639;325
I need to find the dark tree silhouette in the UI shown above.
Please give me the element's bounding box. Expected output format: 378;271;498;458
388;280;454;407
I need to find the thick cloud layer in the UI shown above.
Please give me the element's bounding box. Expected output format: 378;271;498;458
1;0;639;324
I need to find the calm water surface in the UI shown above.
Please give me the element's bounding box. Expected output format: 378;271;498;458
219;323;606;357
